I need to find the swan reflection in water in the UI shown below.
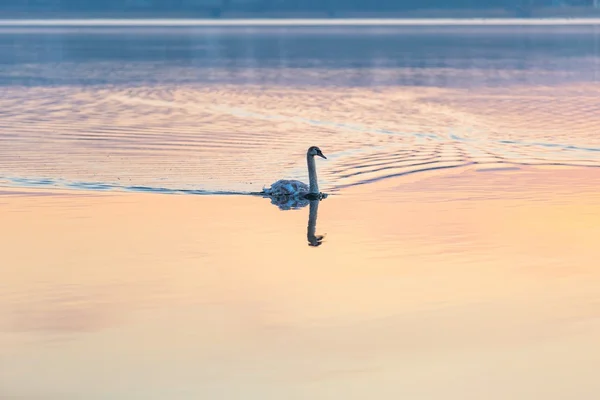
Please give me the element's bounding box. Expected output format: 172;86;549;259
263;194;327;247
306;199;325;247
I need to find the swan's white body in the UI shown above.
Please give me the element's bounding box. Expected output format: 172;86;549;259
263;146;326;198
264;179;310;197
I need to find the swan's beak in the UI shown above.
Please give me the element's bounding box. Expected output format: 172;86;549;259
317;150;327;159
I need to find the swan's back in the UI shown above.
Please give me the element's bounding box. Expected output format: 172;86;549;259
264;179;309;197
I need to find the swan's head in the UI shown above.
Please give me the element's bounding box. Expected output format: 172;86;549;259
308;146;327;159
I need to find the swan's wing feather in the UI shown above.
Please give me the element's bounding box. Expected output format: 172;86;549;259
265;180;308;196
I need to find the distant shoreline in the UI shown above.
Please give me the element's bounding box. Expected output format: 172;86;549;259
2;6;600;20
1;18;600;27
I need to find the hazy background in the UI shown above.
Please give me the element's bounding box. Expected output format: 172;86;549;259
2;0;600;18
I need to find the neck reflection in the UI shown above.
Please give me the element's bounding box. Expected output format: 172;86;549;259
307;199;324;247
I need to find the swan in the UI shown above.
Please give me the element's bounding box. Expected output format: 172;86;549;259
263;146;327;199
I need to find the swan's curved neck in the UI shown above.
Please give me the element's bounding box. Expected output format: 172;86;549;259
307;154;319;194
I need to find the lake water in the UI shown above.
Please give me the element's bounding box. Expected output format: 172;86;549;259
1;22;600;399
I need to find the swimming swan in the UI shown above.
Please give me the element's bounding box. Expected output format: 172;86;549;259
263;146;327;199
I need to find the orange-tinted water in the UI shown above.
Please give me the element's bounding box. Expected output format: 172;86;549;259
1;167;600;399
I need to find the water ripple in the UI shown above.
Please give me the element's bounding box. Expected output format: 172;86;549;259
1;83;599;194
0;176;248;196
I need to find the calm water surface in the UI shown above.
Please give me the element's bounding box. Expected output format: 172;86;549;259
1;23;600;399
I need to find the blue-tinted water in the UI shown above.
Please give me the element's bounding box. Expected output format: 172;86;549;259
0;23;599;195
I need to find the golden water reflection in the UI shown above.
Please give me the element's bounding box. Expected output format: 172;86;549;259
1;166;599;399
